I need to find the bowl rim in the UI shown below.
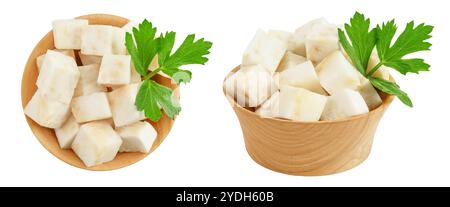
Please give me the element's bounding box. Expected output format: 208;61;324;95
223;65;395;124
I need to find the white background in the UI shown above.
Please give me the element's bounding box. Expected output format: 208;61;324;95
1;0;448;187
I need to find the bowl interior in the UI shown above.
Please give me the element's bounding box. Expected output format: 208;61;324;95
21;14;177;171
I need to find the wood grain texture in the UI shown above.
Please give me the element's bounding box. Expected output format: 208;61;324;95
21;14;178;171
224;66;394;176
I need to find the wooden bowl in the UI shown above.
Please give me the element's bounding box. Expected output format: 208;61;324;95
224;66;394;176
21;14;178;171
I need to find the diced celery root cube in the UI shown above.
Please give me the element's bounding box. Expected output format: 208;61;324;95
242;30;286;74
36;50;80;104
98;54;131;85
71;122;122;167
74;64;107;97
108;83;146;127
321;89;369;121
81;25;114;56
279;60;327;95
317;51;361;95
24;89;71;128
116;121;157;153
278;85;327;122
71;92;112;123
276;51;306;72
55;115;79;149
52;19;88;49
255;91;280;118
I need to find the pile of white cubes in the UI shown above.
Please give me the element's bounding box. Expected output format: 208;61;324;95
24;19;158;167
224;18;390;122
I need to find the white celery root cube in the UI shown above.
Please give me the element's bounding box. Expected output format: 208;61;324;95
116;121;157;153
98;54;131;85
291;18;329;56
36;49;75;71
317;51;361;94
55;115;79;149
71;92;112;123
112;27;127;55
52;19;88;50
24;89;70;128
74;64;107;97
108;83;146;127
321;89;369;121
81;25;114;56
79;53;102;65
242;29;286;74
279;60;327;95
255;91;280;118
71;122;122;167
306;34;339;64
276;51;306;72
36;50;80;104
267;30;293;49
229;65;278;107
278;85;327;122
358;78;382;110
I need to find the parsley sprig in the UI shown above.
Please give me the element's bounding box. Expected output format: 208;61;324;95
339;12;433;107
126;20;212;121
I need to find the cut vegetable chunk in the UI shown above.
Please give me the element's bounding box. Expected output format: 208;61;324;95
36;49;75;71
71;122;122;167
306;35;339;64
55;115;79;149
255;91;280;118
321;89;369;121
74;64;107;97
52;19;88;50
116;121;157;153
291;18;329;56
36;50;80;104
279;60;327;95
112;27;127;55
24;89;71;128
71;92;112;123
228;65;278;107
81;25;114;56
358;78;382;110
278;85;327;121
108;83;146;127
276;51;306;72
98;54;131;85
317;51;361;94
242;29;286;74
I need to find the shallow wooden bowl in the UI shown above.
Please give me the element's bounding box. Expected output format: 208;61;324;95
224;66;394;176
21;14;178;171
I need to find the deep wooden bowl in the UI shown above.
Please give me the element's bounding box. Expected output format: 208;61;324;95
21;14;178;171
224;66;394;176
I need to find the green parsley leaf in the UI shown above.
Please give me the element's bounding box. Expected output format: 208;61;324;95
157;33;212;84
135;79;181;121
339;12;432;107
126;19;212;121
338;12;376;75
376;21;433;74
125;20;159;76
369;77;412;107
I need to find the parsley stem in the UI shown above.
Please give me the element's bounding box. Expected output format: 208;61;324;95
367;62;383;77
144;67;163;80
